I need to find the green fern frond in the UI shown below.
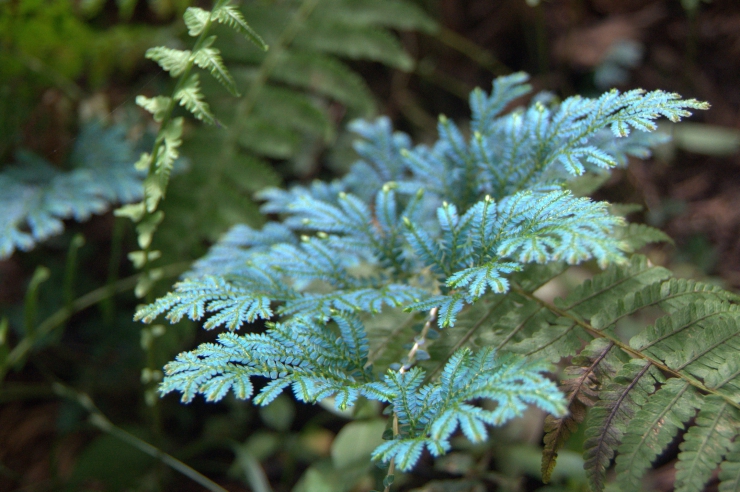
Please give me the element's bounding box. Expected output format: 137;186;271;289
614;379;701;490
146;46;191;77
719;440;740;492
296;24;414;71
212;4;268;50
541;338;623;483
583;360;664;491
617;222;673;251
183;6;211;36
675;396;739;492
193;38;238;96
175;74;216;124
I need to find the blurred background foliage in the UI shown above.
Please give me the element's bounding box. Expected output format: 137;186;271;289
0;0;739;490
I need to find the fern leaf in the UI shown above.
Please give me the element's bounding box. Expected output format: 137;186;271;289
135;95;172;123
156;117;183;180
630;300;740;388
494;191;625;268
174;74;215;124
470;72;531;135
617;222;673;251
372;348;566;471
583;360;663;492
509;317;587;362
372;438;431;471
251;86;333;141
212;4;268;50
542;338;623;483
719;439;740;492
314;0;438;34
447;261;520;299
145;46;191;77
161;314;372;407
0;123;143;258
183;6;210;36
134;276;273;329
405;295;466;329
614;379;701;491
675;396;740;492
560;254;672;319
160;336;256;403
193;38;239;96
282;285;426;319
296;24;413;71
270;52;375;115
590;278;738;332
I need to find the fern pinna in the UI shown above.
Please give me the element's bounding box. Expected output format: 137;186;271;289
137;73;740;490
0;123;144;258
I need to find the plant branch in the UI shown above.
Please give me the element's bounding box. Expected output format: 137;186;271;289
51;383;228;492
1;262;189;382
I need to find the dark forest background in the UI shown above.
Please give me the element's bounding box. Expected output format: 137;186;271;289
1;0;739;490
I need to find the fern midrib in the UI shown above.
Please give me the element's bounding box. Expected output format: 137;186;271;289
675;329;740;371
524;321;579;357
621;380;692;474
601;287;728;331
564;265;664;312
679;400;732;481
511;284;740;412
589;361;653;484
639;310;725;350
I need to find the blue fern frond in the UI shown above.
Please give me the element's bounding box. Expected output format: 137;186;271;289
0;122;144;258
371;347;567;471
142;77;697;330
160;313;373;409
145;73;709;479
189;222;297;277
343;117;411;200
470;71;532;134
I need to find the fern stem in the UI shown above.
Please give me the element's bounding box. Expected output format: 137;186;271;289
102;217;126;325
63;234;85;320
511;284;740;412
426;298;507;381
22;266;50;339
365;314;418;369
381;308;437;491
402;307;438;372
432;26;510;76
1;262;189;384
383;414;401;492
51;382;228;492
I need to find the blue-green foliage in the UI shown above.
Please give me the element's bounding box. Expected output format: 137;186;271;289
140;73;704;330
369;348;566;470
160;311;566;470
0;122;143;258
140;73;708;472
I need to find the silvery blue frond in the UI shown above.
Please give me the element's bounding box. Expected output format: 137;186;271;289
371;347;567;470
0;122;144;258
144;73;710;477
